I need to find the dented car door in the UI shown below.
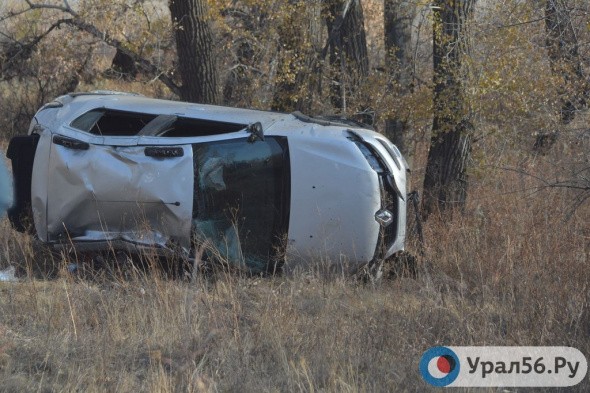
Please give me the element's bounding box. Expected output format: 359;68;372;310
38;129;194;251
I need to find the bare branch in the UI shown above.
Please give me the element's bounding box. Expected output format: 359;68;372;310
1;22;61;78
494;16;547;29
320;0;354;61
1;1;180;96
56;18;180;96
493;165;590;217
63;0;73;11
0;8;32;22
24;0;78;17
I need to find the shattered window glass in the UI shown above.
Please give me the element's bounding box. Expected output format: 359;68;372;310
159;118;246;137
70;109;104;131
72;109;247;137
192;137;289;273
71;109;157;136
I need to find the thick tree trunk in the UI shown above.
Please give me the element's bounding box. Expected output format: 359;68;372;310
323;0;369;111
169;0;219;104
422;0;475;217
545;0;588;124
384;0;416;158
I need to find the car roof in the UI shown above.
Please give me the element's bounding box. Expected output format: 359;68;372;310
56;91;289;129
36;91;382;143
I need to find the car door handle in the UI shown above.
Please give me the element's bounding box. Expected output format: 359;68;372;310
144;146;184;158
53;135;90;150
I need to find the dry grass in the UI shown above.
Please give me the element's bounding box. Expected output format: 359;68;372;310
0;129;589;392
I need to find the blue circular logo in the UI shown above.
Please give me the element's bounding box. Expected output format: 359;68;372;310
420;346;460;387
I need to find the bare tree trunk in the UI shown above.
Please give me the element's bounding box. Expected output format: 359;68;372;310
169;0;219;104
323;0;369;111
384;0;416;158
423;0;475;217
545;0;588;124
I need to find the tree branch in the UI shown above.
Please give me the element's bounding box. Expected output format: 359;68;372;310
1;22;60;77
2;1;179;95
320;0;354;60
24;0;78;17
56;18;180;96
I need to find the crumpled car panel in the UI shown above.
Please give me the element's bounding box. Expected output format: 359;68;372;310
41;132;193;250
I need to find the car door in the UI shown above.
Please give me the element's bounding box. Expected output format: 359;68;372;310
43;128;194;251
191;136;291;273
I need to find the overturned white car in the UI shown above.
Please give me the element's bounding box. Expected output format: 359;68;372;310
7;91;408;274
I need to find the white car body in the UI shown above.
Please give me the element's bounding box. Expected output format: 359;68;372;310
7;92;408;274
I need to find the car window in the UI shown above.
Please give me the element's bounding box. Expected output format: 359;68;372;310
159;118;246;137
70;109;104;131
192;137;289;273
71;109;247;137
71;109;157;136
